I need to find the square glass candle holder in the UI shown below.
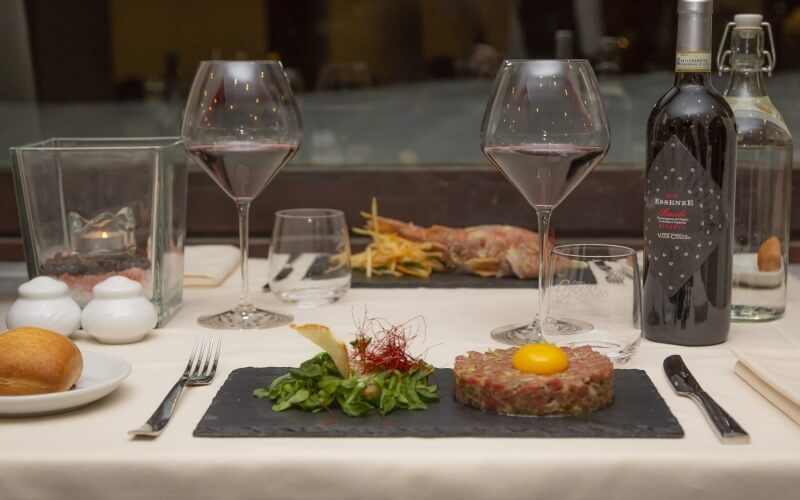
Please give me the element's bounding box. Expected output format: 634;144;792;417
10;138;189;325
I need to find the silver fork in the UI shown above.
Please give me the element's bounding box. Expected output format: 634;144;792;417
128;338;221;438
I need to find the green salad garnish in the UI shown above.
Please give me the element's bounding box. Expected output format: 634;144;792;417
254;352;439;417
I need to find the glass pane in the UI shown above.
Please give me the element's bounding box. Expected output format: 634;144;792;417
1;0;797;166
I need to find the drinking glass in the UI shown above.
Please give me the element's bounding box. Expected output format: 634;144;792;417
480;59;610;345
268;209;351;307
543;244;642;365
181;61;301;329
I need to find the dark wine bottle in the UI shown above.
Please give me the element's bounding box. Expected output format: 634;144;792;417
643;0;737;345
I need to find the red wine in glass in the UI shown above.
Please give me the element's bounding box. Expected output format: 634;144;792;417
484;145;607;209
188;143;297;201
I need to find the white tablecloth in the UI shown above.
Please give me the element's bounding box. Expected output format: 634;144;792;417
2;260;799;500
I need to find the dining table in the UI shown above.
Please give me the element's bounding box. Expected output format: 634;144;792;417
1;257;799;500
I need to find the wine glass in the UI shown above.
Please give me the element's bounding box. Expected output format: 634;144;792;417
480;60;610;345
181;61;301;329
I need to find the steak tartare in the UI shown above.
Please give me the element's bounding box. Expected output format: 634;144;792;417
454;346;614;416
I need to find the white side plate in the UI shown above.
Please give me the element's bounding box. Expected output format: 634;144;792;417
0;351;132;417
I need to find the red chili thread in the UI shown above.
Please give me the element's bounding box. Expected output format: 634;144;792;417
350;312;427;374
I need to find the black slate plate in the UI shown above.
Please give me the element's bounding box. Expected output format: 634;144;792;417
349;265;597;289
350;270;537;288
194;368;683;438
262;256;596;290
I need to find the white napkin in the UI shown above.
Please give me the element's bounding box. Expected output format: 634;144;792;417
732;348;800;426
183;245;240;287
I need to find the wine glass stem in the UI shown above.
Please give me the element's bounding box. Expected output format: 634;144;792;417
237;200;252;309
532;208;553;342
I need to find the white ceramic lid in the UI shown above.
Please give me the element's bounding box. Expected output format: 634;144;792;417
17;276;69;299
92;276;144;299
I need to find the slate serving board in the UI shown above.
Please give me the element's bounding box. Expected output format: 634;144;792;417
263;255;597;290
348;266;596;289
264;268;546;291
194;368;683;438
350;270;536;288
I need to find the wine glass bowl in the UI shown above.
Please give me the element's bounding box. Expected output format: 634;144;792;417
480;60;610;345
181;61;301;329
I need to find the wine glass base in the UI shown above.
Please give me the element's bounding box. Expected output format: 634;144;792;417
491;318;593;346
490;323;544;346
197;305;293;330
548;338;639;366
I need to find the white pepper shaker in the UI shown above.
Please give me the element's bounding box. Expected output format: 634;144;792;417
81;276;158;344
5;276;82;336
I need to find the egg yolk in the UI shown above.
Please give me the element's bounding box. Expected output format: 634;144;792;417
512;344;569;375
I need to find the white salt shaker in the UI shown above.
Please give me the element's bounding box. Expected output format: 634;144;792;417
81;276;158;344
5;276;82;336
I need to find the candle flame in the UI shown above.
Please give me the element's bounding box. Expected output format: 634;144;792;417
101;231;109;238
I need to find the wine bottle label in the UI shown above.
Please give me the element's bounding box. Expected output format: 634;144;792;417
675;51;712;72
644;135;726;294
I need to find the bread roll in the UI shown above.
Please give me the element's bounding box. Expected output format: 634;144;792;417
757;236;782;272
0;327;83;396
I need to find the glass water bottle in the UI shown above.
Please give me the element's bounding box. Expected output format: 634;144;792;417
718;14;792;321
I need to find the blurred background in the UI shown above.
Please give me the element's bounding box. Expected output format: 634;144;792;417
3;0;799;167
1;0;799;263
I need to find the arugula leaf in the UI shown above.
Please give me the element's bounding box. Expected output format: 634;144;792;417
290;364;323;379
272;399;293;411
319;375;342;395
340;399;374;417
288;389;310;404
417;384;439;401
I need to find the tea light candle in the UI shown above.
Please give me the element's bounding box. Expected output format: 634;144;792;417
77;230;128;255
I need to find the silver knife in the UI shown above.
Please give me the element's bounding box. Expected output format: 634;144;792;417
663;354;750;444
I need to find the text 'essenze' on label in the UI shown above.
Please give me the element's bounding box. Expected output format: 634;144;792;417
654;197;694;206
